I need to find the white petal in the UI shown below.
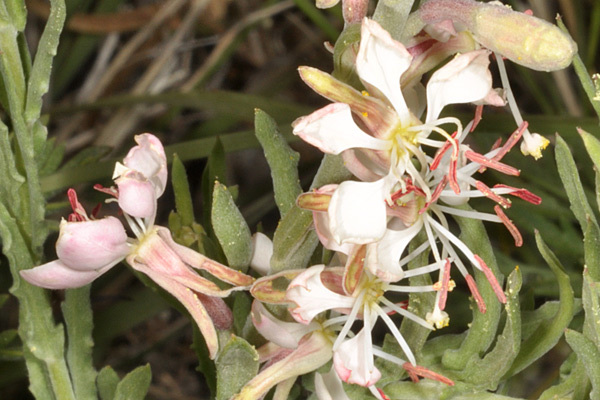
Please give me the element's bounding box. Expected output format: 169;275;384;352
426;49;493;123
313;211;353;255
365;218;423;282
329;179;392;244
293;103;388;154
357;19;413;121
286;265;355;324
251;301;312;349
333;330;381;386
249;232;273;276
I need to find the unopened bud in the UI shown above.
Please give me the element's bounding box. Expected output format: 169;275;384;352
420;0;577;72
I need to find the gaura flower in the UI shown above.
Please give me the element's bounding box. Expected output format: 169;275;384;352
293;18;499;244
286;264;454;390
20;134;253;359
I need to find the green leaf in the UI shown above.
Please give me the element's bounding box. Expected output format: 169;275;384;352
583;270;600;347
505;231;575;376
254;109;301;218
62;286;97;400
373;0;415;41
212;181;253;271
565;329;600;399
202;138;226;234
97;366;119;400
232;291;252;336
585;220;600;281
442;205;503;371
192;326;217;396
113;364;152;400
171;154;195;226
556;133;598;231
462;268;522;389
580;128;600;172
216;335;259;400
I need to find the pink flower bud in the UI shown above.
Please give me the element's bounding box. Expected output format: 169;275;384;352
114;170;157;219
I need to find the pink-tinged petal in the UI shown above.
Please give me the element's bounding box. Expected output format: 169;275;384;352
249;232;273;276
122;133;167;196
115;171;156;219
356;19;413;121
155;227;254;287
293;103;389;155
232;331;333;400
20;260;115;289
333;330;381;387
329;179;391;245
286;265;355;324
425;49;493;123
365;218;423;282
314;368;351;400
130;260;220;359
341;150;385;182
56;217;129;271
251;301;314;349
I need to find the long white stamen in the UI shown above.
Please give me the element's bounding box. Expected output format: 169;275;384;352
372;346;407;366
436;205;502;222
333;290;364;351
383;284;436;293
403;260;444;278
123;213;144;239
427;215;480;270
373;303;416;365
379;297;433;330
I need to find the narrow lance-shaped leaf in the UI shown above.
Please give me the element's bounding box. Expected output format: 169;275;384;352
171;154;195;226
585;220;600;282
216;335;259;400
62;286;98;400
202;138;226;236
505;231;575;376
212;181;252;272
565;329;600;399
582;270;600;348
462;267;522;389
113;364;152;400
254;109;302;218
556;133;598;231
97;366;119;400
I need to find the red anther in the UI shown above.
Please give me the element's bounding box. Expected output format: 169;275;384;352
493;184;542;205
494;205;523;247
491;121;528;163
465;274;486;313
475;181;511;208
479;138;503;173
438;260;452;310
430;142;451;171
402;363;455;386
472;105;484;132
465;150;520;176
448;157;460;194
474;255;507;303
420;176;448;214
524;8;533;15
67;188;88;221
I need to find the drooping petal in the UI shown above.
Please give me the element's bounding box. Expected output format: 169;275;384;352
425;49;493;123
293;103;389;155
333;329;381;387
251;301;314;349
356;19;413;121
122;133;168;196
286;265;355;324
20;260;115;289
56;216;130;271
114;170;157;219
313;211;353;255
365;218;423;282
329;178;392;244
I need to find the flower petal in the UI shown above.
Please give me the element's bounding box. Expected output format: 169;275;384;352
314;368;351;400
251;301;313;349
293;103;389;155
329;179;392;244
425;49;493;123
249;232;273;276
20;260;114;289
122;133;167;197
56;216;129;271
333;329;381;387
115;171;157;219
286;265;355;324
365;218;423;282
356;19;413;121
